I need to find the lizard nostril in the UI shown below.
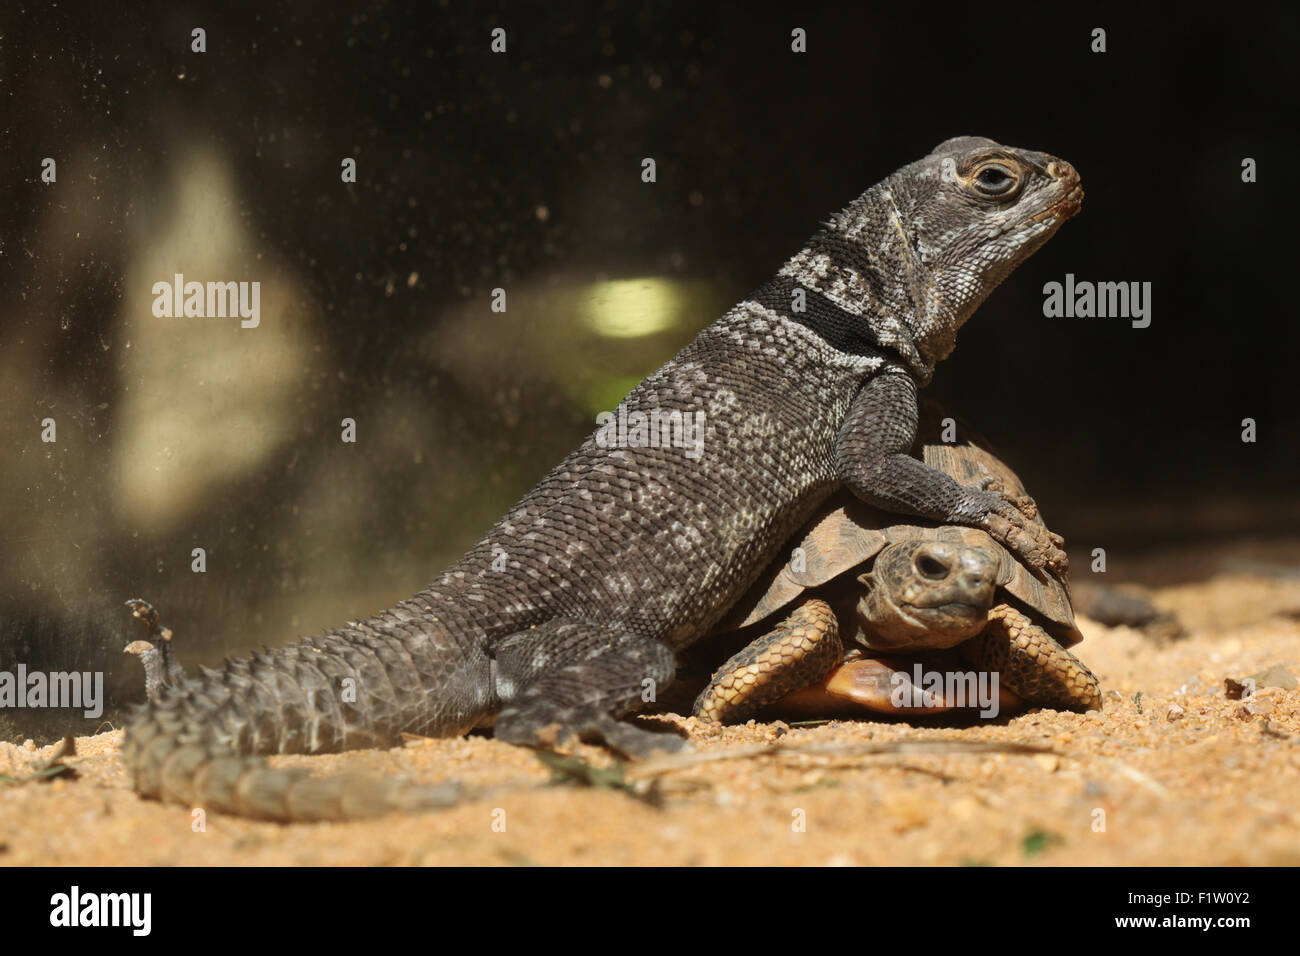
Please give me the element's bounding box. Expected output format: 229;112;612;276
1047;160;1077;184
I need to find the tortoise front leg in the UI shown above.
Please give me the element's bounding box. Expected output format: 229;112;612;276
693;598;843;724
963;604;1102;712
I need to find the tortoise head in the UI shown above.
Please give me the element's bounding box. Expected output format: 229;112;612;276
855;536;999;650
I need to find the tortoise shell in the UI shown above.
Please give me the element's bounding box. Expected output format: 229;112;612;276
719;434;1082;648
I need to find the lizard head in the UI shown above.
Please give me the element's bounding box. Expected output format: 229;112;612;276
894;136;1082;361
824;136;1081;381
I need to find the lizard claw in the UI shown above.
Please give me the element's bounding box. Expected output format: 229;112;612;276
967;489;1068;574
124;598;161;635
1002;493;1039;521
972;479;1039;521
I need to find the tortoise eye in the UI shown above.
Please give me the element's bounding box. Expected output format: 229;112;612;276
971;162;1020;199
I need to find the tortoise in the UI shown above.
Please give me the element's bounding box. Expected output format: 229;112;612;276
690;411;1102;723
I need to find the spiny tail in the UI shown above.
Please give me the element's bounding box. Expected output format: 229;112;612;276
122;602;482;822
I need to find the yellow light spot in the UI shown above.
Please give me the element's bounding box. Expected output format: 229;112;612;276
579;278;685;339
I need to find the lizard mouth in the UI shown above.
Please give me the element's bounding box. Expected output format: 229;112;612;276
1031;184;1084;224
1055;183;1084;218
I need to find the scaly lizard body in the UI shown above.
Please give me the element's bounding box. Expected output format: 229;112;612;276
123;137;1081;820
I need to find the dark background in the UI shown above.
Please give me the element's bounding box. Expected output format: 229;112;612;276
1;2;1296;740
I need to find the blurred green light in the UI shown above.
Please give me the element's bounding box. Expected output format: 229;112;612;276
580;278;683;338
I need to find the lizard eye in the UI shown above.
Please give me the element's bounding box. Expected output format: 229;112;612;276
971;163;1020;199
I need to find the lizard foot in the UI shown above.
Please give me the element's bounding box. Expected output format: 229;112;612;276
492;618;685;760
962;486;1068;574
971;475;1039;521
122;598;188;698
496;703;687;759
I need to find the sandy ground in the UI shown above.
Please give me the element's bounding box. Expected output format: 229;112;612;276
3;551;1300;867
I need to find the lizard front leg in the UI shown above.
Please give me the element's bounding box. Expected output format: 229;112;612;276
835;368;1067;573
492;620;685;758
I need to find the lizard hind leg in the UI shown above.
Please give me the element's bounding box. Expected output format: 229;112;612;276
491;619;684;758
963;603;1102;712
693;597;843;724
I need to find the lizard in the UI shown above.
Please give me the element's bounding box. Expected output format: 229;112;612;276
121;136;1083;821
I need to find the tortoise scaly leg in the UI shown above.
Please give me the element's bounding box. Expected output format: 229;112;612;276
693;598;842;724
964;603;1102;712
